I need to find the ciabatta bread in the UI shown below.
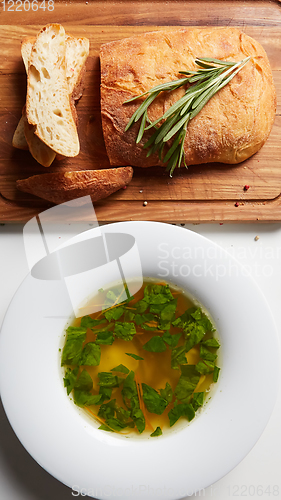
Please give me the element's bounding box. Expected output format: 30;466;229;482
100;27;276;168
16;167;134;205
26;24;80;157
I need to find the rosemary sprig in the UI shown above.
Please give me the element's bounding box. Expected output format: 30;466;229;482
124;56;251;177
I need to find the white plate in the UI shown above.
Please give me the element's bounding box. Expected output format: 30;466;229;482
0;221;280;500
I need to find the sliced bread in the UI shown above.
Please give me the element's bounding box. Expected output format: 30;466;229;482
13;34;89;165
26;24;80;157
12;114;28;150
16;167;134;205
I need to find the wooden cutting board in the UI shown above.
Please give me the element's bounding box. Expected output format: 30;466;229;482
0;0;280;223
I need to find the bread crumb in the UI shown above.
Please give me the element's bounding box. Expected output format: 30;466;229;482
143;201;148;206
254;235;260;241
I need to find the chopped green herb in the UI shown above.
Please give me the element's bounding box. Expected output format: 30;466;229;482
80;316;107;329
163;330;182;348
175;365;201;403
74;390;103;407
160;300;177;322
131;407;146;434
142;383;168;415
99;386;112;402
171;344;188;370
125;352;144;361
168;403;195;426
98;372;123;388
98;423;112;432
191;392;204;411
111;364;130;374
159;382;173;403
61;326;86;366
105;417;128;431
150;426;162;437
196;360;215;374
199;345;217;362
184;323;206;352
79;342;101;366
124;310;135;322
135;312;155;325
144;283;174;305
135;299;149;313
213;365;220;382
69;370;102;407
95;330;114;345
142;335;167;353
74;369;93;392
98;399;116;420
63;367;79;395
121;371;145;433
202;338;220;349
98;399;133;431
121;371;139;410
104;306;124;321
114;322;136;341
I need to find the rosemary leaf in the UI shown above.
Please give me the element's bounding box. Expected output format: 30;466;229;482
136;110;148;144
163;130;183;163
196;57;237;67
163;114;190;143
134;91;161;123
154;111;182;145
124;77;189;104
146;92;194;130
191;81;221;113
180;97;194;116
143;127;161;149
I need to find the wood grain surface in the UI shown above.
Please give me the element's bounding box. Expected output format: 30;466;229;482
0;0;280;223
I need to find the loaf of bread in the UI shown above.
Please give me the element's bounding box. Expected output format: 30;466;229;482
100;27;276;168
26;24;80;157
16;167;133;204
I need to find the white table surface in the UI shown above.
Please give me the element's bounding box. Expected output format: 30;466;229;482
0;222;281;500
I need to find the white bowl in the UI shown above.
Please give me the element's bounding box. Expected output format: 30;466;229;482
0;221;279;500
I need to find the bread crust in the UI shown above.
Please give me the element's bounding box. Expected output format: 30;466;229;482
16;167;134;204
100;27;276;168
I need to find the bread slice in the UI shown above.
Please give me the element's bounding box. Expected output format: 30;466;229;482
26;24;80;157
24;113;57;167
16;167;134;204
12;114;28;150
65;34;89;97
12;38;37;151
21;36;34;73
13;32;89;164
20;36;58;164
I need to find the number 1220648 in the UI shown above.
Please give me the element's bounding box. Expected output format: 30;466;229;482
1;0;54;10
